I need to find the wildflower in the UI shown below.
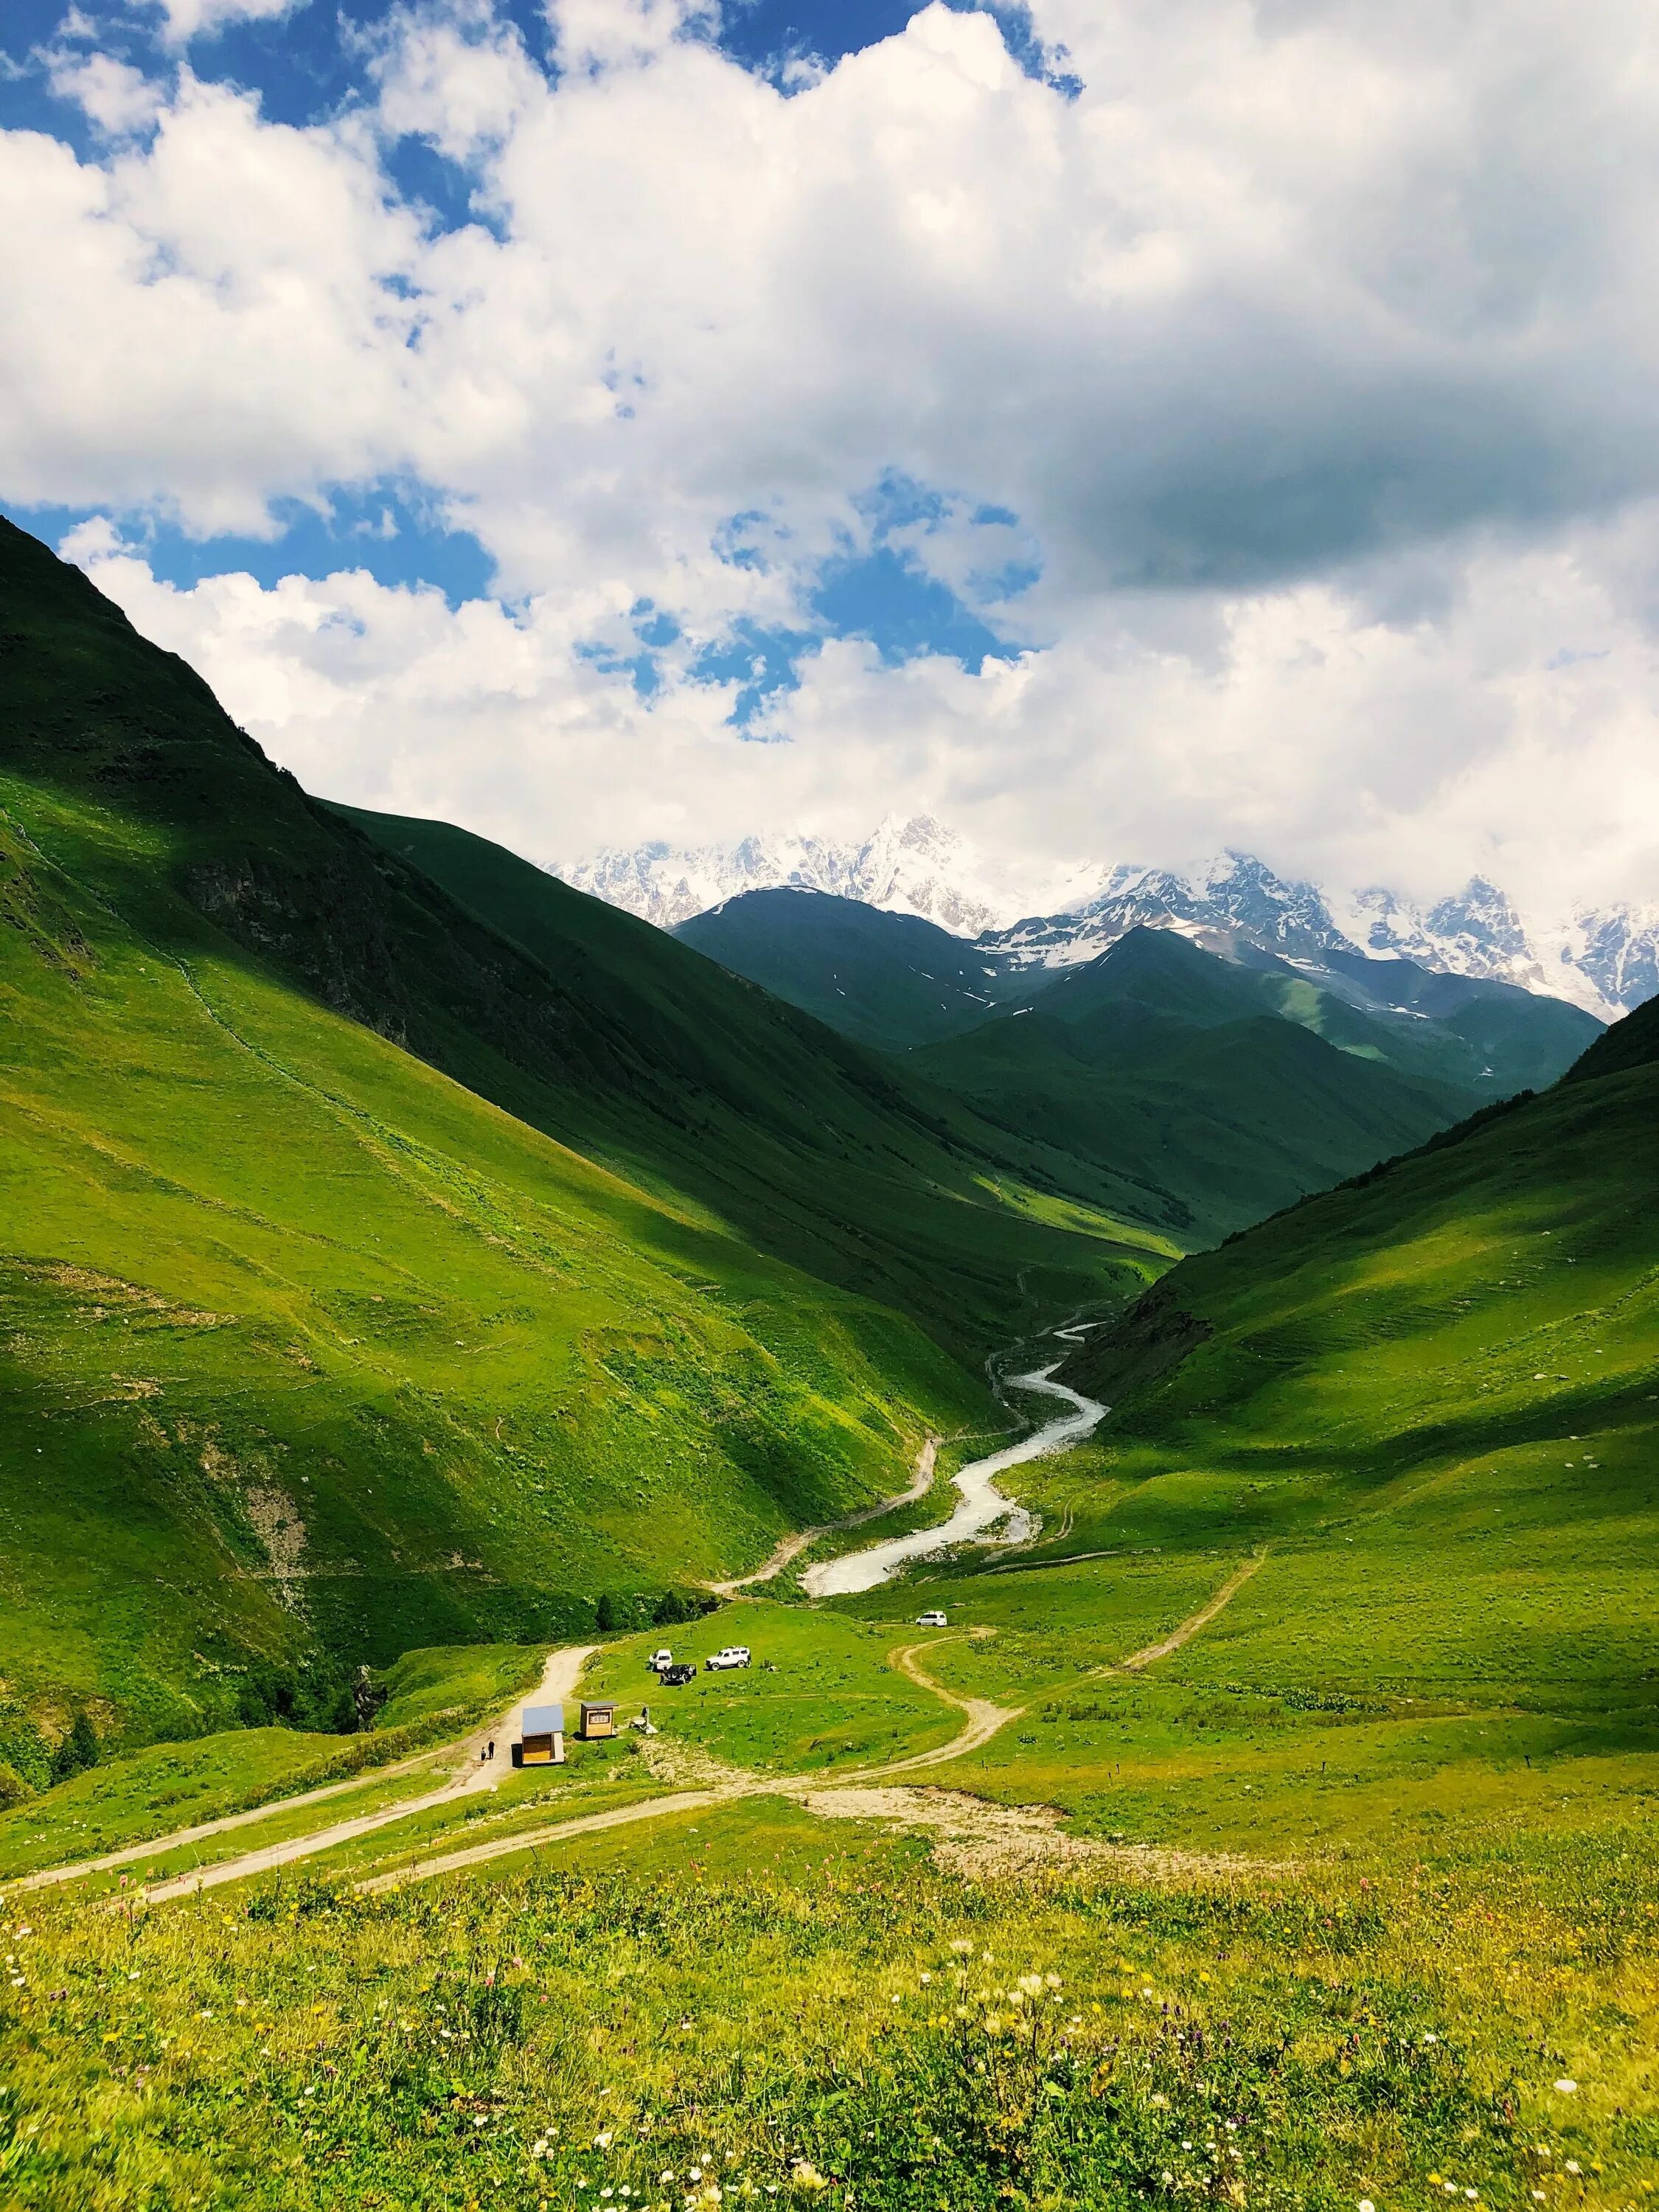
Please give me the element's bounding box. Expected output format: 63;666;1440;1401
1565;2165;1582;2178
1554;2081;1578;2096
660;2174;675;2185
950;1938;974;1954
1359;2199;1376;2211
597;2132;614;2148
790;2160;828;2192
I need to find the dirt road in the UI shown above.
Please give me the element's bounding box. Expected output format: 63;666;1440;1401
1116;1552;1267;1671
16;1646;595;1904
31;1543;1273;1906
706;1436;939;1597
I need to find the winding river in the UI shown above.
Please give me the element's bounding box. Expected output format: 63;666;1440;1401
801;1360;1108;1597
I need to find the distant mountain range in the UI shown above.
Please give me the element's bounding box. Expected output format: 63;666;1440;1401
565;815;1659;1020
676;891;1603;1238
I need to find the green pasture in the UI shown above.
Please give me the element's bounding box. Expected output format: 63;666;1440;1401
4;1799;1655;2211
582;1601;959;1773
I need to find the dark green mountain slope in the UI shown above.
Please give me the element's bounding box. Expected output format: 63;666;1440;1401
673;886;1034;1051
0;517;1158;1749
1312;947;1603;1093
1046;1003;1659;1722
907;929;1472;1241
672;886;1598;1097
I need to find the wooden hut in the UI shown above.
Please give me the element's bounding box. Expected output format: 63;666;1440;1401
513;1702;565;1767
579;1700;617;1742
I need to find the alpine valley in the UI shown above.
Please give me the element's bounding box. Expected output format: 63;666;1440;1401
5;514;1659;2212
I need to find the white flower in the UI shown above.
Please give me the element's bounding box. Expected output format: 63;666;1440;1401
1359;2197;1376;2211
1565;2165;1582;2177
1553;2080;1578;2095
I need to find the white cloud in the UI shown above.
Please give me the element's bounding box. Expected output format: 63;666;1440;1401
46;50;166;134
145;0;298;46
65;509;1659;919
10;0;1659;913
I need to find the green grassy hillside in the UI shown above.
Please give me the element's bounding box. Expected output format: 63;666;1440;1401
0;518;1160;1754
915;995;1659;1794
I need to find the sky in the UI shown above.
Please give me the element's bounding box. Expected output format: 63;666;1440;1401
4;0;1659;918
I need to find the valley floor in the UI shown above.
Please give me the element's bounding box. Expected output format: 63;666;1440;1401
5;1517;1657;2211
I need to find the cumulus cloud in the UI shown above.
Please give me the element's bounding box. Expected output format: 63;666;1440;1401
10;0;1659;910
144;0;299;45
66;508;1659;919
46;49;166;134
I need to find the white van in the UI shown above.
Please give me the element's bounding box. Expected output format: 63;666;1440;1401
916;1610;947;1627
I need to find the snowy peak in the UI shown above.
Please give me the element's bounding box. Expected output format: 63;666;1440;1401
1331;879;1651;1018
564;813;1024;936
563;824;1651;1019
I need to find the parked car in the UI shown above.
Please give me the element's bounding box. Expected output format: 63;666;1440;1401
705;1645;751;1671
916;1610;947;1627
647;1649;674;1672
658;1662;698;1686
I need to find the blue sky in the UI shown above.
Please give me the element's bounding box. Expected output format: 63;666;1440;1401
1;0;1654;916
0;0;1058;689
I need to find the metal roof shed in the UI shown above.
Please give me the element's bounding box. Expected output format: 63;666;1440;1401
514;1703;565;1767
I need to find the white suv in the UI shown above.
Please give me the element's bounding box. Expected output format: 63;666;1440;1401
916;1610;947;1627
705;1645;751;1671
647;1649;674;1672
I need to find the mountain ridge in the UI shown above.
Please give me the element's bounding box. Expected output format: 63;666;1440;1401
569;815;1656;1020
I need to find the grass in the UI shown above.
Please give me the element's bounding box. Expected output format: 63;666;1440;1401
581;1601;960;1774
0;514;1163;1758
3;1806;1655;2209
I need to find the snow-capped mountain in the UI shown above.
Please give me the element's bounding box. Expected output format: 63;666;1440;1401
561;818;1657;1019
982;855;1357;973
1326;883;1659;1020
564;815;1055;937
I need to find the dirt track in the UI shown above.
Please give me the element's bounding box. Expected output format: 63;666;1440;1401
14;1646;595;1904
19;1539;1274;1905
1117;1551;1267;1670
706;1435;939;1596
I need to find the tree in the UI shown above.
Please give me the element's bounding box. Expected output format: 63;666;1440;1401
51;1710;99;1785
596;1592;619;1632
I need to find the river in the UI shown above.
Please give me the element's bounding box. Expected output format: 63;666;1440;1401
800;1360;1108;1597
